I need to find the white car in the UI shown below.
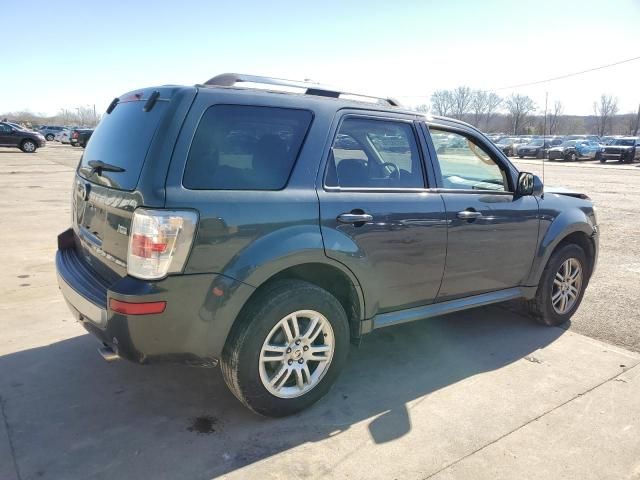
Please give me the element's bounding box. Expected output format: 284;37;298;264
54;128;74;144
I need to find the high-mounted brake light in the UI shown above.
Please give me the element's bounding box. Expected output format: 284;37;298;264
127;209;198;280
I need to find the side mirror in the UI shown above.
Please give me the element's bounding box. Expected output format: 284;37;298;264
517;172;543;197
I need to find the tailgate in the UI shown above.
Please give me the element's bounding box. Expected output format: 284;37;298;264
71;86;188;280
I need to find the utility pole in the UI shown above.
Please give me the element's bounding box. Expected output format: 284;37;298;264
634;103;640;136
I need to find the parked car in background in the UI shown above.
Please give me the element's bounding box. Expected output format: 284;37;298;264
510;137;533;156
517;138;556;158
39;125;65;141
0;122;46;152
547;140;602;161
55;73;598;417
600;137;639;163
55;128;75;144
70;128;94;147
495;137;519;156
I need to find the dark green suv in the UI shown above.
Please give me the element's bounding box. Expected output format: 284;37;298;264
56;74;598;416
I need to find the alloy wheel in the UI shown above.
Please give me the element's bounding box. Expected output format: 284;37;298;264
551;258;583;315
259;310;334;398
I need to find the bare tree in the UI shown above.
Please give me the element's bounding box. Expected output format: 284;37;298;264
75;105;100;127
593;94;619;136
430;90;454;116
505;94;536;134
548;101;563;135
415;104;430;114
451;86;472;120
484;92;502;131
470;90;488;128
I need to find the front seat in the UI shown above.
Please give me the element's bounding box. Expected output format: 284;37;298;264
336;159;369;187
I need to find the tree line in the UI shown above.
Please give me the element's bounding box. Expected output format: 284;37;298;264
0;106;101;128
416;89;639;136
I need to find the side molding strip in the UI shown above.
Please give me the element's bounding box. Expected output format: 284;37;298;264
372;287;526;329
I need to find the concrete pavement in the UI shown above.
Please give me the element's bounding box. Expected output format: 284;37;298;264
1;145;639;479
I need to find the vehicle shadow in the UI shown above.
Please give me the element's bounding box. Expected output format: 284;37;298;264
0;305;564;479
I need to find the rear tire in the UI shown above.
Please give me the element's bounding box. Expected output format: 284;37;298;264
525;244;589;326
221;280;350;417
45;134;54;141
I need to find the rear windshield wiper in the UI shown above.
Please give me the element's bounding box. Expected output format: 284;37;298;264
88;160;125;176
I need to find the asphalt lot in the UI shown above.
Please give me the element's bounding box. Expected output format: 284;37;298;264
1;144;640;479
511;156;640;353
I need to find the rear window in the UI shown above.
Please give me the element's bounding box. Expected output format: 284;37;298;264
78;100;167;190
183;105;312;190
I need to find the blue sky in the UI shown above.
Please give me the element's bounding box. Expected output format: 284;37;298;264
2;0;639;116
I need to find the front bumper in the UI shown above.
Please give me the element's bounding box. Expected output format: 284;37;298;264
602;153;626;160
55;229;254;366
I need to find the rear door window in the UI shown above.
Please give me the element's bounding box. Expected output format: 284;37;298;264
78;99;168;190
183;105;312;190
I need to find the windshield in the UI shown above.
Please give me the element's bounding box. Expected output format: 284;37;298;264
496;138;514;145
529;140;544;146
613;139;635;146
560;141;578;147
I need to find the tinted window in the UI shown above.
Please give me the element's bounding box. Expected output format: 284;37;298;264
78;100;168;190
0;123;11;133
326;117;424;189
183;105;312;190
430;128;509;191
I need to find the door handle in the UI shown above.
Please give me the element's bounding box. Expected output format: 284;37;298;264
337;213;373;224
457;210;482;220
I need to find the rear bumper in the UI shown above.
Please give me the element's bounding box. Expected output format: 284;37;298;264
55;228;254;366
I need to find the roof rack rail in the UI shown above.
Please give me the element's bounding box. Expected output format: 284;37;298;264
203;73;401;107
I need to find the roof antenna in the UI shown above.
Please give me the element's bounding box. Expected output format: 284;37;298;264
542;91;548;184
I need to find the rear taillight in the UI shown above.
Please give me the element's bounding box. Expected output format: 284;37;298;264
72;131;78;139
127;208;198;280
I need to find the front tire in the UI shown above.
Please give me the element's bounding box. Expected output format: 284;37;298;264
20;140;37;153
221;280;350;417
525;244;589;326
45;134;54;141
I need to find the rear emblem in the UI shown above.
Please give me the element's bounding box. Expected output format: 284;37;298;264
117;225;128;235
